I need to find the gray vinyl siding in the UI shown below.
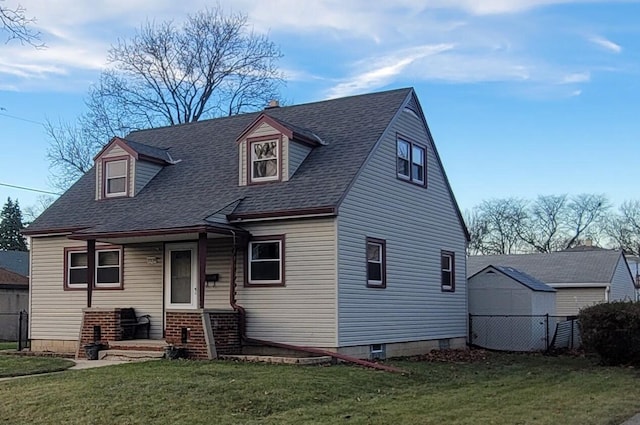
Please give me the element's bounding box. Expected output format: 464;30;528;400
609;256;636;301
30;237;164;340
134;160;163;195
288;141;312;178
337;100;467;347
235;218;337;347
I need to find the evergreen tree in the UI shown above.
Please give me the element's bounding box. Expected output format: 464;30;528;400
0;197;28;251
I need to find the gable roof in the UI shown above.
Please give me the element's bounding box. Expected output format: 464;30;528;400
26;88;416;236
468;250;625;284
471;265;555;292
0;267;28;287
93;137;175;164
0;251;28;276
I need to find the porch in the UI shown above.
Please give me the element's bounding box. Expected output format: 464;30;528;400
70;225;248;360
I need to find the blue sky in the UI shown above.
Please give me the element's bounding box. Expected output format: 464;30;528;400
1;0;639;216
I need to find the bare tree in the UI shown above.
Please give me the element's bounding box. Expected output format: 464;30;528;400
563;194;609;249
47;6;283;190
465;209;489;255
473;198;528;255
0;1;42;46
517;194;568;252
606;200;640;256
23;195;55;224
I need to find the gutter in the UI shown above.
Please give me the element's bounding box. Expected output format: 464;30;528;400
228;230;247;340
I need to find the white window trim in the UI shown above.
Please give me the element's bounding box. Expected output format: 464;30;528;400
248;239;283;285
66;248;123;289
250;139;280;183
105;159;128;197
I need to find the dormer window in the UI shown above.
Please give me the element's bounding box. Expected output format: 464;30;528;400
250;139;279;183
104;159;129;197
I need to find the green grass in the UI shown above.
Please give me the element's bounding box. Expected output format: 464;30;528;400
0;341;16;350
0;353;639;424
0;354;74;378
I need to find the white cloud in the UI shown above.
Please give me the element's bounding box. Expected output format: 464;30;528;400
589;35;622;53
560;72;591;84
326;44;454;98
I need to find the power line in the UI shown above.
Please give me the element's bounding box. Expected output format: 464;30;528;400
0;182;60;196
0;112;44;126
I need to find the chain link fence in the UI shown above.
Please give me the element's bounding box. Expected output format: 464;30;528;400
0;310;29;350
469;314;580;352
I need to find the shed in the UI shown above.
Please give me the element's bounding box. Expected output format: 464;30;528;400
468;265;556;351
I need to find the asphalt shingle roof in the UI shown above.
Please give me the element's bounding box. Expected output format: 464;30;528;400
468;250;624;284
0;251;28;276
123;139;174;163
493;266;556;292
26;88;412;235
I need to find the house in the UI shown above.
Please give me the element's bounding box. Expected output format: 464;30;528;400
0;251;29;341
467;265;556;351
24;88;469;359
468;250;635;316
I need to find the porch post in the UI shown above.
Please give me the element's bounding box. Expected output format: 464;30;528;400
198;232;207;309
87;239;96;308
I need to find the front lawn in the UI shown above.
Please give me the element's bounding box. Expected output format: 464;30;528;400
0;341;17;350
0;354;74;378
0;352;639;424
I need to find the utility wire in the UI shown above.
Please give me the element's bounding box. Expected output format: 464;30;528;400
0;112;45;126
0;182;60;196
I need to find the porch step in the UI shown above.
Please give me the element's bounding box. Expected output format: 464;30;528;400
98;349;165;361
107;339;168;352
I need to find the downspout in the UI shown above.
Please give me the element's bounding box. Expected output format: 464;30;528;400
229;230;246;340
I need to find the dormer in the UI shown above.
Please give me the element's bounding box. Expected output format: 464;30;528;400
94;137;175;200
236;113;325;186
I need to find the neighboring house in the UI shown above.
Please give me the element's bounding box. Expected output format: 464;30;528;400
0;251;29;341
24;88;469;359
0;251;29;277
468;250;635;316
468;265;556;351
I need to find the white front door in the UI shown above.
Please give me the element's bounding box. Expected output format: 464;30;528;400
165;243;198;309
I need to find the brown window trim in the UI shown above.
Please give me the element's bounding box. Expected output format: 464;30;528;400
441;250;455;292
244;235;286;287
366;237;387;288
246;134;283;185
63;245;124;291
101;156;131;199
396;134;427;188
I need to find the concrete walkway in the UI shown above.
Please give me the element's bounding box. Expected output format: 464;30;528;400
0;358;138;382
621;413;640;425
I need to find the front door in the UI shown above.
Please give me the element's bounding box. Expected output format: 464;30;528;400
165;243;197;309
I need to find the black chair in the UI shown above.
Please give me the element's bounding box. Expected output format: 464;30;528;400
120;308;151;340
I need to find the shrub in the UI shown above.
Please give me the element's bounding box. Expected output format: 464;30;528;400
579;301;640;366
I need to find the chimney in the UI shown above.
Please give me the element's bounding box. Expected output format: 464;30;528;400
584;239;592;247
265;100;280;109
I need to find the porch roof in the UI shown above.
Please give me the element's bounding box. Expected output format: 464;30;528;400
67;224;249;245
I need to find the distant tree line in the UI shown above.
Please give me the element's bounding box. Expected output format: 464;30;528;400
466;194;640;257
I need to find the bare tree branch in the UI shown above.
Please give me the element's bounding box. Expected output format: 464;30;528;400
47;6;283;190
0;1;43;47
606;200;640;256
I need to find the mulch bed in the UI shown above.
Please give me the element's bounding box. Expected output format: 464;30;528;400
409;348;490;363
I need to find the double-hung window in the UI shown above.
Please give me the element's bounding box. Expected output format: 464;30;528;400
105;159;128;197
247;236;284;286
441;250;455;292
397;138;426;185
65;247;123;289
250;139;279;182
366;238;386;288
